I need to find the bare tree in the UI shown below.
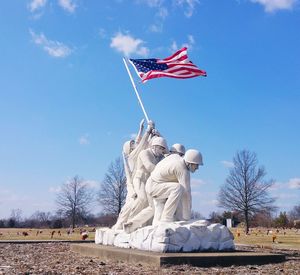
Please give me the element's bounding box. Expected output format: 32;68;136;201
289;205;300;220
251;210;273;228
30;211;52;227
208;211;223;223
218;150;276;233
98;157;127;217
10;209;22;224
7;209;23;227
56;176;94;228
191;210;204;219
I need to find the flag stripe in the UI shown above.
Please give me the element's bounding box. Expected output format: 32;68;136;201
158;54;188;64
165;65;204;72
160;47;187;62
143;70;205;80
144;72;200;81
129;47;206;83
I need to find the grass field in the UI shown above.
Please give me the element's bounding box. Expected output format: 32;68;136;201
231;227;300;249
1;227;300;249
0;227;96;241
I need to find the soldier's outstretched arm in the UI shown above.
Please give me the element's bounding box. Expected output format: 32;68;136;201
135;118;145;145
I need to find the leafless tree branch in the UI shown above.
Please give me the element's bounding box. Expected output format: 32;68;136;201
98;157;127;217
56;175;94;228
218;150;277;233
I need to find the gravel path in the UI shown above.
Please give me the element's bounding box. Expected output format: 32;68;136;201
0;243;299;274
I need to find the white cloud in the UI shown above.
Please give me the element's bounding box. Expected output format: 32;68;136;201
250;0;297;12
187;34;195;44
191;190;219;217
58;0;77;13
275;192;299;199
84;180;99;189
174;0;200;17
110;32;149;57
30;29;73;58
182;34;195;49
148;7;167;33
28;0;78;15
270;178;300;192
191;178;207;187
134;0;201;19
288;178;300;189
137;46;149;57
157;7;169;18
28;0;47;12
136;0;167;16
171;41;178;51
269;181;283;191
79;134;90;145
221;160;235;168
210;199;218;206
49;186;62;193
138;0;164;7
31;12;44;20
171;35;196;52
136;1;168;32
139;0;200;18
149;24;163;33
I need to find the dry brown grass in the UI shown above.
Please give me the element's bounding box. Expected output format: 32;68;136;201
231;227;300;249
1;227;299;249
0;227;95;241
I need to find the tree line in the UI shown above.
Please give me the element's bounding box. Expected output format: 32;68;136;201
1;150;299;232
0;209;117;229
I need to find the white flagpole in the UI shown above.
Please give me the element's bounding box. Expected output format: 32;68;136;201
123;58;150;123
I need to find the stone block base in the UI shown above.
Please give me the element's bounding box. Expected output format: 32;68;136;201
95;220;235;252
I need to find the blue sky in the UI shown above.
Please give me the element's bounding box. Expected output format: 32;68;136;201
0;0;299;219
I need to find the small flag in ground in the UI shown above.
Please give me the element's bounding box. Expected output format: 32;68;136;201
129;47;207;83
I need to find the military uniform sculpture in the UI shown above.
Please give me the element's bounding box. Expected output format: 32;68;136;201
95;119;235;252
113;119;201;232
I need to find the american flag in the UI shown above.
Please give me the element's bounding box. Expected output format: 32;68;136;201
129;47;207;83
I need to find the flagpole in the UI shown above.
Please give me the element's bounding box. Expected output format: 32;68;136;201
123;58;150;123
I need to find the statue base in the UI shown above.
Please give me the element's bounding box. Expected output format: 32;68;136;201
95;220;235;252
72;243;286;267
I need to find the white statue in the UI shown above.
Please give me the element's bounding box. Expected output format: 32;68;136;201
112;119;154;230
125;136;168;224
97;146;235;252
124;149;203;233
96;129;235;252
150;149;203;221
169;143;186;157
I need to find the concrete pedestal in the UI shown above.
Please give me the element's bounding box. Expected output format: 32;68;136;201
71;243;286;267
